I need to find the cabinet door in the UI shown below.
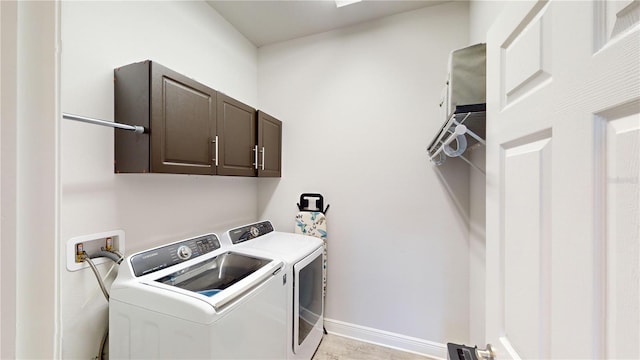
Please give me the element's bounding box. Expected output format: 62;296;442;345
150;63;217;175
257;111;282;177
217;93;257;176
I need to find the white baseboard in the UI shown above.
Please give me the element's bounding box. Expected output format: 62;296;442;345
323;318;448;360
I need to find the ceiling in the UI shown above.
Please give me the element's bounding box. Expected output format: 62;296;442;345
206;0;448;47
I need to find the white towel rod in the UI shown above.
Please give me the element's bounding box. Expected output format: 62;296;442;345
62;113;146;134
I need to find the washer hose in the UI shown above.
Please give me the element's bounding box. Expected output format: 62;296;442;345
91;250;123;264
83;256;110;301
82;250;123;360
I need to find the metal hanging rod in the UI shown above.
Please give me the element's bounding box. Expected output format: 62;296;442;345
62;113;147;134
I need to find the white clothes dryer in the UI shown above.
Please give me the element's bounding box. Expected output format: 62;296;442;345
109;232;288;359
222;221;325;360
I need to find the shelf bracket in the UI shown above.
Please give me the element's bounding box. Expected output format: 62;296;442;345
427;108;486;162
426;106;486;174
452;118;485;146
429;123;467;161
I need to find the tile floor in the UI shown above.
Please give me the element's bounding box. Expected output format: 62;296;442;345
312;334;433;360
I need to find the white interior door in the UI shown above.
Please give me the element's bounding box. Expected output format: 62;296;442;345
486;1;639;358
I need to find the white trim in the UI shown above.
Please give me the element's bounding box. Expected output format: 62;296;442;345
323;318;447;360
54;2;62;357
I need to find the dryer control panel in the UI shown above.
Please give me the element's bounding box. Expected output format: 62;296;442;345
228;221;274;244
130;234;221;277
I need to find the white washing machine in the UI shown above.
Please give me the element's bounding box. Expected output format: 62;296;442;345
222;221;325;360
109;232;288;359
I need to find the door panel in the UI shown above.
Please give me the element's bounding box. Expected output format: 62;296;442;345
258;111;282;177
487;0;639;358
600;101;640;359
502;4;552;105
595;0;639;51
162;79;213;165
151;63;216;175
502;135;551;359
217;94;256;176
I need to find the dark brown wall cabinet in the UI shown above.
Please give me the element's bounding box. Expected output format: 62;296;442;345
257;111;282;177
115;60;282;177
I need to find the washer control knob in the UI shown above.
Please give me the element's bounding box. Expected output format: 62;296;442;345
250;226;260;238
177;245;192;260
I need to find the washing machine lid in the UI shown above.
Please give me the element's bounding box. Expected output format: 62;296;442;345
154;251;276;309
240;233;322;263
226;221;323;264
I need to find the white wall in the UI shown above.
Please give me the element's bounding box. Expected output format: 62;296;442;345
467;0;507;346
258;2;471;349
469;1;507;45
60;1;259;357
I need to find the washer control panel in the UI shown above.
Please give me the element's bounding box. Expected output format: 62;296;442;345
130;234;221;277
228;221;274;244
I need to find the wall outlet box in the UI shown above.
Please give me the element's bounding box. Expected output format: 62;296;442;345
66;230;125;271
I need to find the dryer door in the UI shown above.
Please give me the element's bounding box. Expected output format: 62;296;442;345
293;246;324;355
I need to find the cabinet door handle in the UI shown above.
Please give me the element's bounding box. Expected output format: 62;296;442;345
260;146;265;171
211;136;219;167
253;145;258;169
